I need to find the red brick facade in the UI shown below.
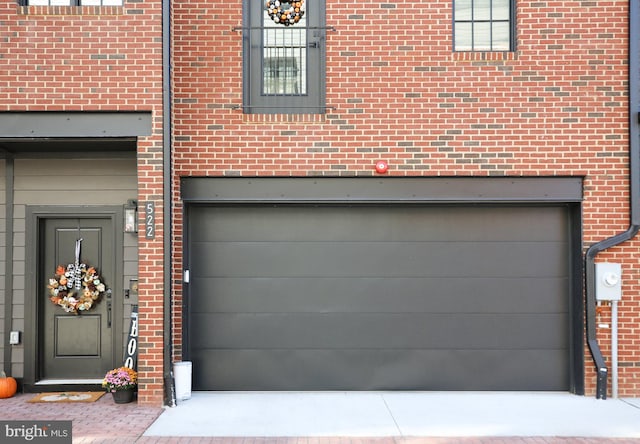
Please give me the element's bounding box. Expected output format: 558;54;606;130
0;2;165;405
2;0;638;406
172;0;638;398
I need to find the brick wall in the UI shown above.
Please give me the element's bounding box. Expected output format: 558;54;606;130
172;0;639;397
4;0;633;403
0;1;165;405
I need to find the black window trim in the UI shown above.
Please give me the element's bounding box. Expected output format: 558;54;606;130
241;0;327;115
21;0;121;6
453;0;517;52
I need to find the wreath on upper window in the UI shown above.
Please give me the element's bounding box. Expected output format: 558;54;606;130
266;0;305;26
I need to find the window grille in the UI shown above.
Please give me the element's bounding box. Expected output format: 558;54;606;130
262;17;307;96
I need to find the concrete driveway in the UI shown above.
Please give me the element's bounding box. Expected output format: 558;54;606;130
144;392;640;439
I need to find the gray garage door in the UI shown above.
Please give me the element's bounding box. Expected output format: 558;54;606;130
187;204;570;391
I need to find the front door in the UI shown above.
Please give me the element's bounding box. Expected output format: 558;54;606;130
40;217;115;380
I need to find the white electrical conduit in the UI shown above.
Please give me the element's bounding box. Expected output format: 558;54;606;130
612;300;618;398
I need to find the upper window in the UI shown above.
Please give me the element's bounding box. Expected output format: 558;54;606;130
242;0;326;114
454;0;514;51
26;0;121;4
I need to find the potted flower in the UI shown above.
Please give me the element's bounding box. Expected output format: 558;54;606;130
102;366;137;404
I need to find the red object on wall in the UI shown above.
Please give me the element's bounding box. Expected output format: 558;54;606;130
375;160;388;174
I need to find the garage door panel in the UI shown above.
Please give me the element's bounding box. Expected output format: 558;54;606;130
191;241;567;278
191;313;568;350
190;206;567;243
192;277;569;314
188;203;572;391
192;349;568;391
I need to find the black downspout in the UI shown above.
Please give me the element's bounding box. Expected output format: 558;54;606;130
584;0;640;400
162;0;175;407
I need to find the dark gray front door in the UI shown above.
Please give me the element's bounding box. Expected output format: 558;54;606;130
41;217;114;380
187;204;571;391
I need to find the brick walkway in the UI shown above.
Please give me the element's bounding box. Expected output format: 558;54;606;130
2;393;640;443
1;393;161;443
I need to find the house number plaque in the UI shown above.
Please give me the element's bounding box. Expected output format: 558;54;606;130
145;201;155;239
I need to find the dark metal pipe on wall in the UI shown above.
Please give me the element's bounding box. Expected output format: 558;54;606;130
585;0;640;399
162;0;175;407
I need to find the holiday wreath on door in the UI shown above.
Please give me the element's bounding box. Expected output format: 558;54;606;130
47;238;107;314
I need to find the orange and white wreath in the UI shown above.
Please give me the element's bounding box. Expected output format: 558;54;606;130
48;263;106;314
266;0;305;26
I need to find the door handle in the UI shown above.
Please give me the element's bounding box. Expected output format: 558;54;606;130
106;289;112;328
308;41;319;48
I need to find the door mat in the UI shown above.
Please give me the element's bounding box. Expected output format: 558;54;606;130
28;392;105;403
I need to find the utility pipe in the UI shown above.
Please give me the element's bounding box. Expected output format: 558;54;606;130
611;300;618;398
585;0;640;400
162;0;175;407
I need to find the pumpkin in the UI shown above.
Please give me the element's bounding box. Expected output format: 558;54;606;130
0;371;18;399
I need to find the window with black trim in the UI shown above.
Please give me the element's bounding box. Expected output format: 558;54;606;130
25;0;121;4
454;0;514;51
242;0;326;114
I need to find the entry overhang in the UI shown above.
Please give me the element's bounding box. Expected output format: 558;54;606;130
0;111;152;138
